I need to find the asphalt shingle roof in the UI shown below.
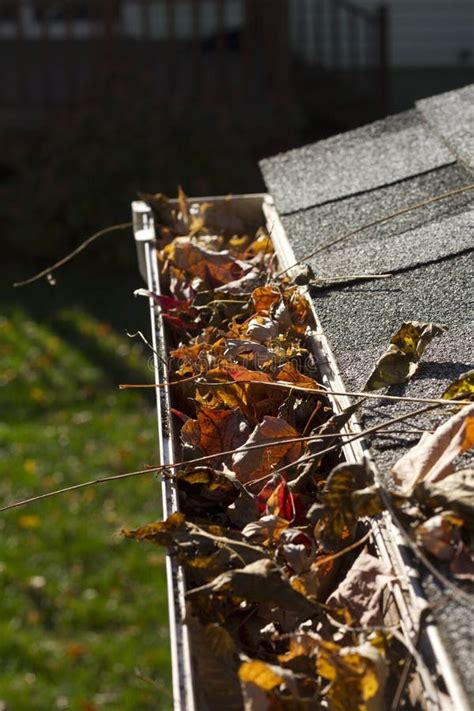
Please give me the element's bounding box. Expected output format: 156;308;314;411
417;84;474;171
260;84;474;701
260;109;455;214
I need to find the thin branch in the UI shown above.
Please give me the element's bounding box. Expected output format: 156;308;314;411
245;404;438;491
313;528;373;568
13;222;133;287
0;404;439;513
276;183;474;278
190;379;471;408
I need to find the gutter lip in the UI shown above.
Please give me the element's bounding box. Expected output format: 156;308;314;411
133;193;470;711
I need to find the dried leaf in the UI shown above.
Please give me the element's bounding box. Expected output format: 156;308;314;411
175;466;240;513
242;515;290;545
276;362;320;390
232;417;302;484
266;480;306;524
365;321;446;391
246;316;279;343
188;558;318;620
311;462;372;552
252;286;281;314
173;240;246;287
415;467;474;527
414;513;463;562
181;407;250;459
390;403;474;492
121;511;186;546
442;369;474;402
189;616;243;711
239;659;283;691
317;638;387;711
326;551;394;626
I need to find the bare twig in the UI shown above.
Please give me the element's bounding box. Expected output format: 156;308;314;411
0;404;440;513
13;222;133;287
119;378;471;408
276;183;474;278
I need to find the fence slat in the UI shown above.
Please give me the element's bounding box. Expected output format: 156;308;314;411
1;0;389;130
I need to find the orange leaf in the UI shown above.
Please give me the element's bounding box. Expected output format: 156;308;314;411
181;407;250;457
232;416;302;483
252;285;281;314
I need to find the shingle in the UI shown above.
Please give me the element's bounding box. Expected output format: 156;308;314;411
260;110;455;214
282;166;474;277
418;85;474;171
281;164;474;278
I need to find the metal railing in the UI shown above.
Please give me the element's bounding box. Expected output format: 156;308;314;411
0;0;389;128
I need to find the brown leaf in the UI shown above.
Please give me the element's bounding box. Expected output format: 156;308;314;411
241;515;290;545
121;511;186;546
326;551;394;626
173;239;246;287
232;416;302;484
246;316;279;343
188;558;318;620
365;321;446;391
188;616;243;711
414;512;463;562
390;403;474;492
276;362;320;390
181;407;250;460
252;286;281;314
310;462;372;552
175;466;240;514
415;467;474;527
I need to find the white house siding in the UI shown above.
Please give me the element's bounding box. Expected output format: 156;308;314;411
355;0;474;67
1;1;472;68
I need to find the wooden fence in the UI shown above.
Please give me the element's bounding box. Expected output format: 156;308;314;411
0;0;389;129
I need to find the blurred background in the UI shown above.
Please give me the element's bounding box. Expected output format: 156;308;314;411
0;1;473;709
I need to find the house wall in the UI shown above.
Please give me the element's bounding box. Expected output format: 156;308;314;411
356;0;474;67
1;0;472;69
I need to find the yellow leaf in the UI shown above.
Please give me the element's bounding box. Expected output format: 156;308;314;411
239;659;283;691
442;369;474;402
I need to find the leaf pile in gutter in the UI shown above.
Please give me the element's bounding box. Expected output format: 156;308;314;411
124;191;474;710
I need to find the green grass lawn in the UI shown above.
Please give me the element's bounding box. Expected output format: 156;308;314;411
0;265;172;711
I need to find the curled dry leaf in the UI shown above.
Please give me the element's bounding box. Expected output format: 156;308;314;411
364;321;446;391
325;551;394;626
390;402;474;493
189;616;243;711
415;467;474;527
